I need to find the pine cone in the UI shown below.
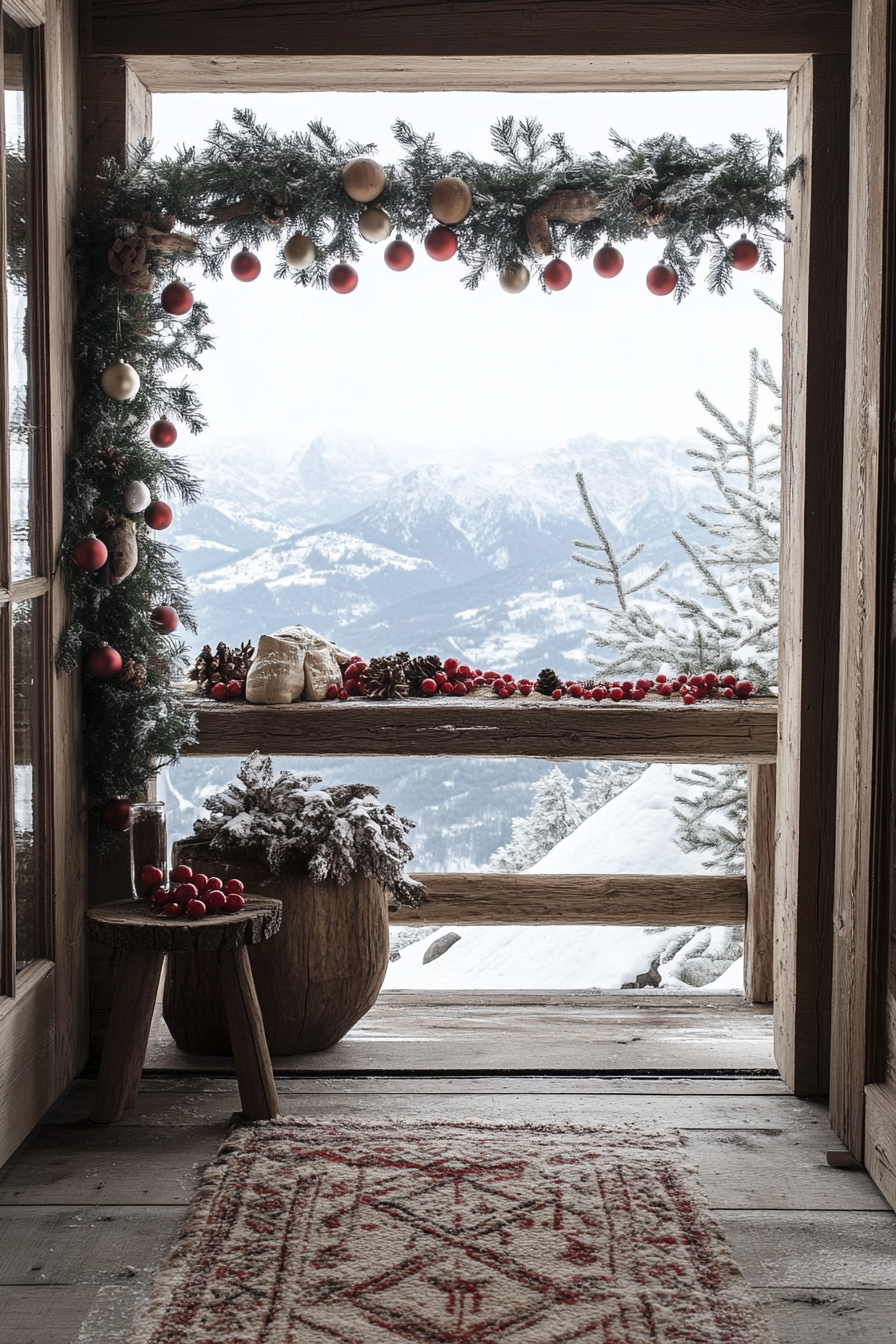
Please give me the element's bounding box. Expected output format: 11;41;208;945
119;658;147;691
535;667;561;695
95;446;126;477
365;655;410;700
406;654;442;695
188;640;256;695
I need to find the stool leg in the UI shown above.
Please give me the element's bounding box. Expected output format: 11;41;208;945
218;946;279;1121
91;949;165;1124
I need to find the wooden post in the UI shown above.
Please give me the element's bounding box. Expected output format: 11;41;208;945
774;53;850;1095
745;764;775;1004
91;948;164;1123
81;55;151;199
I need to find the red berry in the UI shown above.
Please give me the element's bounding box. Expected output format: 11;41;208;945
703;671;718;688
609;687;624;702
420;678;437;695
177;883;198;903
149;417;178;448
160;281;193;316
171;865;192;882
231;249;261;282
457;664;472;678
186;898;206;919
593;244;624;278
658;684;672;697
568;685;582;698
722;687;735;699
646;263;677;296
632;688;645;701
150;604;179;634
656;674;667;684
721;673;737;688
688;675;705;688
551;688;563;700
225;891;245;912
192;873;209;892
593;687;607;701
329;263;358;294
224;879;244;895
163;901;182;919
434;671;448;686
203;877;222;892
444;657;459;674
384;238;414;271
735;680;754;698
338;689;349;700
210;683;228;700
621;681;634;692
326;683;339;699
453;681;467;695
87;645;123;679
582;690;593;700
543;258;572;291
730;236;760;271
144;500;173;530
518;685;532;696
424;226;458;261
141;864;164;888
682;693;695;705
226;679;242;698
205;889;227;912
150;887;170;906
498;686;511;698
73;534;108;571
502;673;514;683
353;660;368;673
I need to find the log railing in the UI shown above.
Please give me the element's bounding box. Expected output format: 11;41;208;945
181;695;777;1001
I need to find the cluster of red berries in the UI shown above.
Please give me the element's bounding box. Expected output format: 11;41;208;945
562;672;753;705
209;679;245;701
328;656;371;699
140;862;246;920
419;661;523;697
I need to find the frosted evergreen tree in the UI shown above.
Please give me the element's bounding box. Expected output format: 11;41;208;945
488;767;583;872
672;764;747;873
578;761;647;815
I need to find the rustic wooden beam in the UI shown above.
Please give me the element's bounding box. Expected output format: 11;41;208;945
180;696;778;763
81;0;852;60
774;52;850;1096
744;763;775;1004
391;873;747;925
81;54;151;200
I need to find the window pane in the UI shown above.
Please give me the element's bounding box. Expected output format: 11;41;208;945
4;18;32;579
13;598;39;968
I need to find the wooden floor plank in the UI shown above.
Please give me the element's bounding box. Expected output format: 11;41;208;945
758;1289;896;1342
0;1205;184;1285
718;1211;896;1288
0;1285;112;1344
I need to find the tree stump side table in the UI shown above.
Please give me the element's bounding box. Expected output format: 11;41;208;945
86;897;282;1124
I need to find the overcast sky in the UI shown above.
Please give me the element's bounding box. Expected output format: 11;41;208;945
151;89;787;462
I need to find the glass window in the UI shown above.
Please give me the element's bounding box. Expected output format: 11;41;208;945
13;598;39;969
4;17;32;580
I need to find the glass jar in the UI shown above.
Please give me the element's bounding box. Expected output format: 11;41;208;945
129;801;168;900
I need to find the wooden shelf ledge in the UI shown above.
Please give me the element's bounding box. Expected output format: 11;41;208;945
179;694;778;763
394;872;747;925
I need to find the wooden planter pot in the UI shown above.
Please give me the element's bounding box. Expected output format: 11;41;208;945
162;840;390;1056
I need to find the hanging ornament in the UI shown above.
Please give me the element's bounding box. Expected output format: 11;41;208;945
358;208;392;243
429;177;472;225
150;603;179;634
342;157;386;203
424;226;458;261
160;281;193;315
543;259;573;291
730;235;760;271
149;417;178;448
100;361;140;401
231;249;261;282
499;263;530;294
284;231;316;269
144;500;173;530
593;245;624;278
329;263;359;294
72;534;108;571
87;643;124;678
102;799;131;831
122;480;152;513
95;510;138;585
384;238;414;272
646;263;678;296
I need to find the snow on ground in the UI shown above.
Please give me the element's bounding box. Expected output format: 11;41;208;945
386;765;744;993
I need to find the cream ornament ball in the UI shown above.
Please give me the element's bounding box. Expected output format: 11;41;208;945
429;176;472;225
122;479;152;513
284;231;316;270
358;207;393;243
342;157;386;203
499;263;530;294
100;360;140;401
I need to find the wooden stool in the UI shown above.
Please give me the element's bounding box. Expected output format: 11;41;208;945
86;897;283;1124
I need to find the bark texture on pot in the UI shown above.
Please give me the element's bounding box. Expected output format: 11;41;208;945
163;839;389;1055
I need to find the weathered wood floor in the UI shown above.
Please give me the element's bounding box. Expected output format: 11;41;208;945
2;998;895;1342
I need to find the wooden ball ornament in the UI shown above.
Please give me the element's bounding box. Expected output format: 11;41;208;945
730;235;760;271
646;263;678;296
144;500;173;530
100;361;140;401
343;157;386;204
543;259;573;291
160;281;193;315
593;245;624;278
284;231;316;269
231;249;261;282
499;263;530;294
150;604;179;634
122;479;152;513
358;208;393;243
105;516;138;585
424;226;458;261
384;238;414;272
150;417;177;448
87;643;123;679
72;534;108;571
429;176;472;225
329;263;358;294
102;799;131;831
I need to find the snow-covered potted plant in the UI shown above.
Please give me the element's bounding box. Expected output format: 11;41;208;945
164;752;422;1055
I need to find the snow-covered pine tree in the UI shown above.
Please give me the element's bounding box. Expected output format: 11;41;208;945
578;761;648;815
488;766;583;872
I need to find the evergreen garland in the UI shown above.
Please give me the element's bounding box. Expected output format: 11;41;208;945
64;111;794;844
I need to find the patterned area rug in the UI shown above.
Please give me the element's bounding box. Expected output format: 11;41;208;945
132;1118;774;1344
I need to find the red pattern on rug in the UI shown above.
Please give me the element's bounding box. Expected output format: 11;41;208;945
132;1119;774;1344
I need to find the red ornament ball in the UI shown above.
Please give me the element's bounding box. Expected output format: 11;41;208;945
73;534;108;571
226;679;243;698
160;281;193;316
424;226;458;261
87;644;123;679
144;500;173;530
102;799;131;831
646;263;678;296
150;417;177;448
329;263;359;294
210;683;227;701
730;237;760;271
543;259;573;291
150;604;179;634
593;245;624;278
171;864;193;882
384;239;414;271
231;249;261;282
